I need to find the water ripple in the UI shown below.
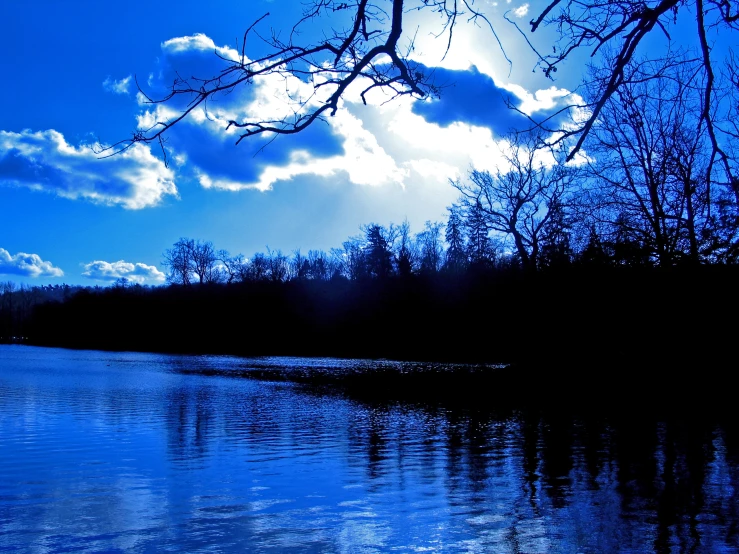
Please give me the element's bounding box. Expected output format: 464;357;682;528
1;345;739;552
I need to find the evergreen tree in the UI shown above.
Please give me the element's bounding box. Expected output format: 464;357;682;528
578;227;610;267
444;205;468;273
539;199;573;268
364;224;395;279
464;200;494;268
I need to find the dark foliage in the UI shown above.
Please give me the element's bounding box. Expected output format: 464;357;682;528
19;265;738;373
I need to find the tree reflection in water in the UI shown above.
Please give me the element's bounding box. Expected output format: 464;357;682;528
1;349;738;552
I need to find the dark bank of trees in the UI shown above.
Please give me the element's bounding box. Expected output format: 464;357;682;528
10;200;738;369
10;104;739;367
0;282;87;343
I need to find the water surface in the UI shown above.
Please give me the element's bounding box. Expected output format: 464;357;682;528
0;345;737;552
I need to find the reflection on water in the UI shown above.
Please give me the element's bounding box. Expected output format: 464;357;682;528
0;345;737;552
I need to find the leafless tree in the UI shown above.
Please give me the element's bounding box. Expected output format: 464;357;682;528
290;249;310;281
163;238;195;285
307;249;335;280
217;249;246;283
190;240;220;283
514;0;739;189
163;238;221;285
242;253;270;281
454;132;576;270
416;221;445;274
584;56;718;265
394;220;417;277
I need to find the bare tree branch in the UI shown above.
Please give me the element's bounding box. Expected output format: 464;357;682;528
101;0;509;163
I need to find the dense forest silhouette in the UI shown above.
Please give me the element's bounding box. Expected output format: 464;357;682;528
2;209;737;381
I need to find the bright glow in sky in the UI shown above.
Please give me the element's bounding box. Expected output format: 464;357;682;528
0;0;584;285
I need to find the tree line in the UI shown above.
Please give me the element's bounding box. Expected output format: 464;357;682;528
8;239;737;369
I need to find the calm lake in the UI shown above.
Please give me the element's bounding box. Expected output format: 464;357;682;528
0;345;737;552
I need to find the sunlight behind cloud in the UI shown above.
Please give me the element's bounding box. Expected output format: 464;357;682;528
195;108;406;191
123;31;581;213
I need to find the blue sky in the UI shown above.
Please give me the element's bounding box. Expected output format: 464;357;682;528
0;0;675;285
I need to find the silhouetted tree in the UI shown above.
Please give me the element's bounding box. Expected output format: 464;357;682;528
463;198;495;269
217;250;246;284
539;199;573;268
190;240;220;283
456;132;575;270
609;212;653;267
339;236;368;281
395;220;416;278
416;221;445;275
266;248;289;283
585;57;717;266
443;205;468;273
244;252;270;281
578;227;610;267
164;238;221;285
519;0;739;181
363;223;396;279
307;249;334;281
163;238;195;285
0;281;15;339
291;249;310;281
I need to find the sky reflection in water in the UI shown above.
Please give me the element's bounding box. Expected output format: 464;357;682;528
0;345;737;552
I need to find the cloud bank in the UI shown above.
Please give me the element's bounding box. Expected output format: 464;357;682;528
81;260;165;283
0;248;64;278
0;130;177;209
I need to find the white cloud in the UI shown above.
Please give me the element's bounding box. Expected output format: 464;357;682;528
195;110;407;192
103;75;132;95
81;260;165;283
513;4;529;17
195;107;407;191
375;97;510;174
499;84;573;116
0;248;63;278
0;129;177;209
161;33;240;61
